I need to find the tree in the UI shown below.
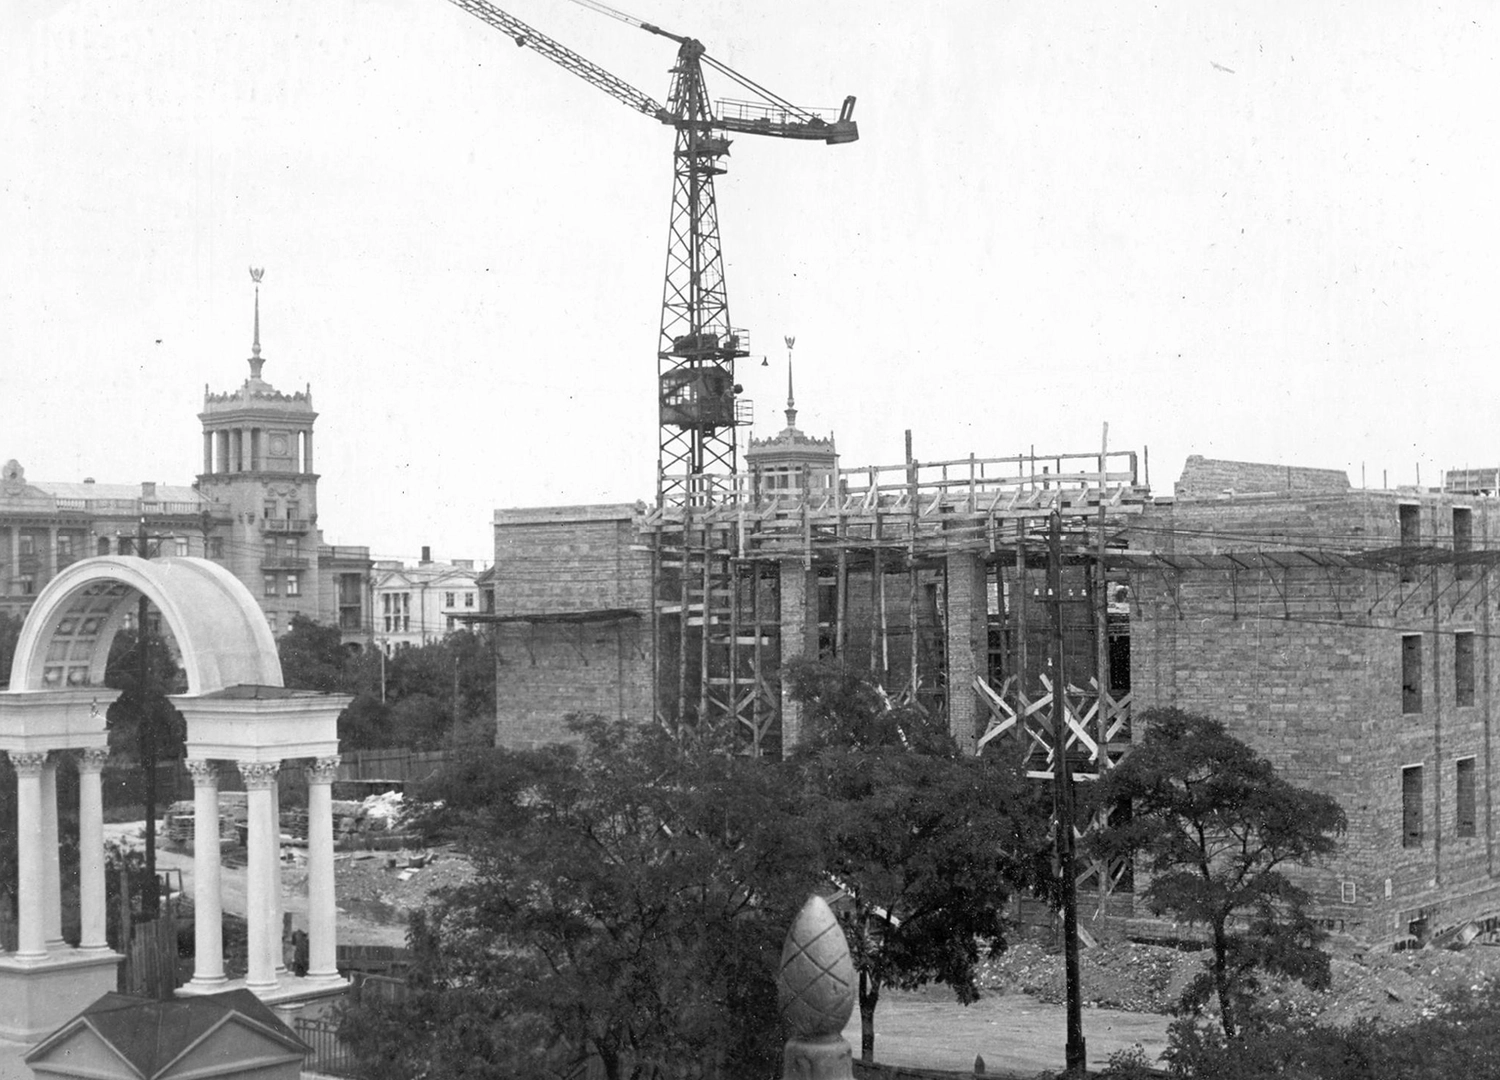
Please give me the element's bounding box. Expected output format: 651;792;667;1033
279;617;497;750
277;613;353;692
342;716;818;1080
786;659;1055;1063
1093;708;1347;1038
0;610;23;688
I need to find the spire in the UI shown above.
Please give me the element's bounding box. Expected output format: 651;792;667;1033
783;335;797;430
248;266;266;381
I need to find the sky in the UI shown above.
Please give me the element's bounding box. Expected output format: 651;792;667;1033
3;1;1498;564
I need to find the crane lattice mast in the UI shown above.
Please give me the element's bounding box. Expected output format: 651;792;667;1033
441;0;857;506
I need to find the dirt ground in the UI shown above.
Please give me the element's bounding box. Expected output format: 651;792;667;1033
980;935;1500;1028
109;821;473;949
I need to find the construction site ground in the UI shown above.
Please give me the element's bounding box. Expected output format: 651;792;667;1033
107;821;473;950
107;820;1500;1074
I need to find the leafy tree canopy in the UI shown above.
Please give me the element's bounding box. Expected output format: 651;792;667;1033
1094;707;1347;1038
276;617;496;751
343;716;818;1080
0;610;23;688
787;659;1055;1062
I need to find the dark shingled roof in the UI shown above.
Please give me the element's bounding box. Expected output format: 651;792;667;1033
26;989;309;1078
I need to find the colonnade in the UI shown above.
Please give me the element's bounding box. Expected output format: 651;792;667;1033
2;748;111;960
202;428;312;475
184;756;341;992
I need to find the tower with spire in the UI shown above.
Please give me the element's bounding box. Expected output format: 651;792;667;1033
744;336;838;495
197;268;325;631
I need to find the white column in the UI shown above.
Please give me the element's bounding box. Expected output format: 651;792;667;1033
12;752;49;959
306;756;340;981
186;760;226;985
272;778;286;975
41;756;63;948
77;748;110;951
239;761;281;992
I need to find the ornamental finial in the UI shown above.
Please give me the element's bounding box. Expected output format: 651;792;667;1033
248;267;265;379
784;335;798;430
778;894;855;1080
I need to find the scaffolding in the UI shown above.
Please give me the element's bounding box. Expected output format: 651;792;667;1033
643;445;1150;753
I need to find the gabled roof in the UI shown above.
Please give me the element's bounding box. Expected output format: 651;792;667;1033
26;989;309;1078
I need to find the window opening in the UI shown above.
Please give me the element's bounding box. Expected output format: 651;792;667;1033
1456;631;1475;708
1402;765;1424;847
1457;757;1477;838
1402;634;1423;714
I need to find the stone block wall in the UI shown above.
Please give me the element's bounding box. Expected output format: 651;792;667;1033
1128;488;1500;943
491;505;654;748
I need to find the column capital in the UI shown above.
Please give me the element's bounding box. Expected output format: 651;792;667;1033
307;756;341;784
9;750;49;777
237;760;281;790
185;758;220;786
77;747;111;774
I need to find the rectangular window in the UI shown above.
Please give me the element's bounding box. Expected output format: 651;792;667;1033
264;501;277;519
263;574;277;597
383;615;392;632
1402;634;1423;713
264;539;277;561
267;613;277;633
18;575;34;596
285;574;301;597
117;537;134;557
401;615;410;632
1455;632;1476;708
1403;765;1424;847
57;535;73;559
1399;504;1421;583
1457;758;1477;838
1454;508;1473;581
465;592;475;608
402;593;410;612
445;592;456;607
18;535;34;556
209;537;224;558
175;537;189;557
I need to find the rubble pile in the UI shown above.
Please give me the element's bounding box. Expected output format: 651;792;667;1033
334;791;416;849
329;846;476;926
980;938;1500;1026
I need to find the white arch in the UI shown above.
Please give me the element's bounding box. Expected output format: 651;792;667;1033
7;555;283;696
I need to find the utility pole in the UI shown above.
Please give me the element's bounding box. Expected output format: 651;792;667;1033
136;515;160;919
1048;508;1086;1075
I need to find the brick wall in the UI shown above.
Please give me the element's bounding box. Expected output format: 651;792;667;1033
1128;488;1500;943
491;505;654;748
1174;455;1351;501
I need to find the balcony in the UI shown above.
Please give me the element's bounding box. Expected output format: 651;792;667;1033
261;556;310;571
262;518;311;534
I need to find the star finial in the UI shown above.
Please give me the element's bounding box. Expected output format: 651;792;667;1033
783;335;797;430
248;267;266;379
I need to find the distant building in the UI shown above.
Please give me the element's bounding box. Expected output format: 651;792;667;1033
744;363;837;494
372;548;484;650
2;272;374;647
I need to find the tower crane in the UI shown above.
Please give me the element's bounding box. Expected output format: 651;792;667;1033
441;0;858;505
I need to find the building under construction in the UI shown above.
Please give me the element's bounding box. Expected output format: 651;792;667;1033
485;418;1500;947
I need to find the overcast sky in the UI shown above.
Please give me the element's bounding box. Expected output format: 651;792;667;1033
3;1;1497;563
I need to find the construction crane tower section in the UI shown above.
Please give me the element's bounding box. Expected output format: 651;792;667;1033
440;0;858;507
